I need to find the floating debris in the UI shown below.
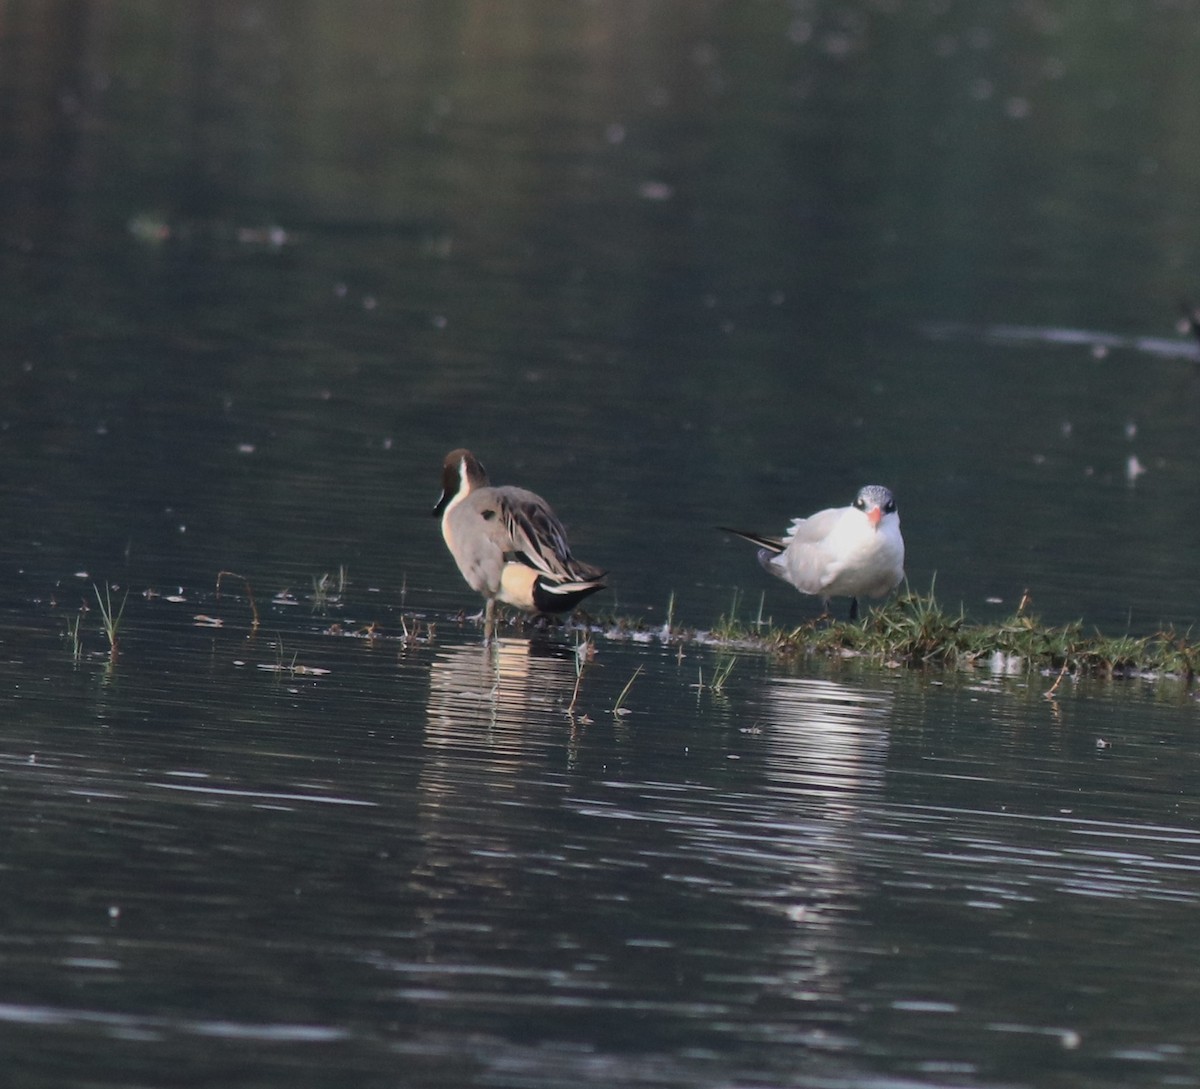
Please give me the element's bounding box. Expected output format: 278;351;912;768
256;663;331;677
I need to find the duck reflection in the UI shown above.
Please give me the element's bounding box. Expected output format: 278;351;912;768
413;637;580;915
425;636;579;741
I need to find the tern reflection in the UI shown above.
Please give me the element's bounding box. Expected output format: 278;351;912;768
737;674;896;1010
756;675;892;816
749;674;893;893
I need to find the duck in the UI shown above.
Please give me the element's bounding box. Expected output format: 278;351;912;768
720;484;904;620
433;448;606;636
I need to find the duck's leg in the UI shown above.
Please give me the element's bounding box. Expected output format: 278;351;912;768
483;597;496;644
848;597;860;621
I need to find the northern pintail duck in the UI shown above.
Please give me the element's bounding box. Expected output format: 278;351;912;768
721;484;904;620
433;449;606;634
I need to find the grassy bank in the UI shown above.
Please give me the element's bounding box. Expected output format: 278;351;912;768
610;587;1200;683
166;570;1200;685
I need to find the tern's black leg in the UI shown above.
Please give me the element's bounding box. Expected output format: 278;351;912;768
848;597;860;621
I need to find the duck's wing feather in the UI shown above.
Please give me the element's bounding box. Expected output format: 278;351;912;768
496;487;601;583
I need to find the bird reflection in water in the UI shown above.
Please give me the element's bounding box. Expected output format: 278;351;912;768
729;675;895;927
751;676;894;907
425;636;579;741
756;676;893;819
413;637;582;916
731;675;897;1018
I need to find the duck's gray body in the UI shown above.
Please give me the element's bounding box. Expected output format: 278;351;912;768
433;449;606;627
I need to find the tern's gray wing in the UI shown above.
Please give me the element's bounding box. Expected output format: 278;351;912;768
776;538;843;596
780;506;844;546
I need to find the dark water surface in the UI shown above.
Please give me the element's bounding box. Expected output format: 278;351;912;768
4;615;1200;1088
4;2;1200;1087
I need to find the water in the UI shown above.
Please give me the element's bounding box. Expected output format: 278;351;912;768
4;627;1200;1087
4;2;1200;1086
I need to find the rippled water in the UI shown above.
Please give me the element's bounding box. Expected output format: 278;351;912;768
3;601;1200;1086
5;2;1200;1086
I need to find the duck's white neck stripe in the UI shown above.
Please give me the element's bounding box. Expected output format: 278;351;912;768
442;458;471;520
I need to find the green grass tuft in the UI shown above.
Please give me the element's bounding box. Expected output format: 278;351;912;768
93;583;128;660
696;582;1200;682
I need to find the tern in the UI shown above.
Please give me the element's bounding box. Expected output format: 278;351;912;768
433;448;606;637
721;484;905;620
